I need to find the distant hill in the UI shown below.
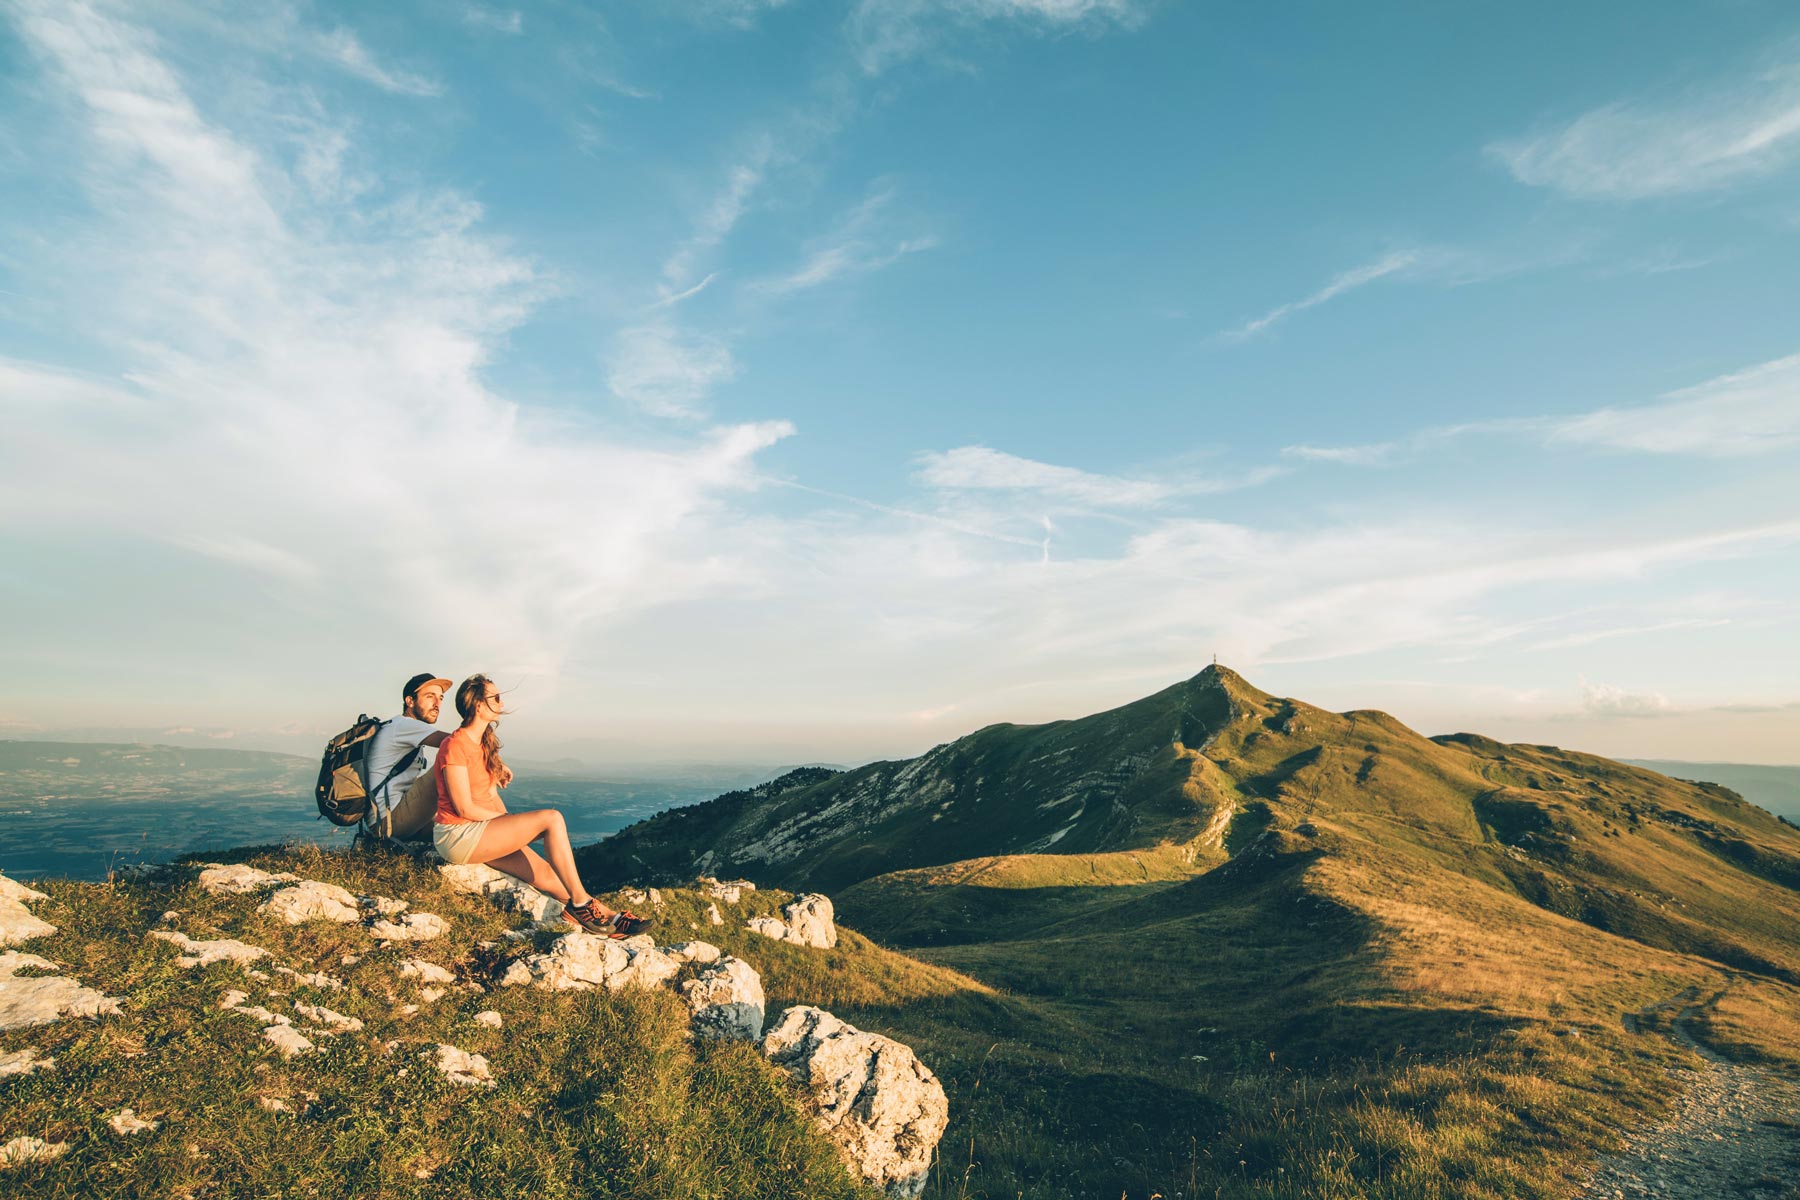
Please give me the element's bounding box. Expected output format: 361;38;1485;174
1625;759;1800;820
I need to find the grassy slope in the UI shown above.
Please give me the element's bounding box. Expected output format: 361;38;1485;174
0;845;918;1200
585;666;1800;1198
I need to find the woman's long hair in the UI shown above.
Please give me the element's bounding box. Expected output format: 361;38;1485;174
454;674;508;782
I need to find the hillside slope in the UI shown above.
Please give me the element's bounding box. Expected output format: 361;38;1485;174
579;666;1800;1197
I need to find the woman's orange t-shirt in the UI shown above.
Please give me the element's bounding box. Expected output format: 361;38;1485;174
435;730;493;825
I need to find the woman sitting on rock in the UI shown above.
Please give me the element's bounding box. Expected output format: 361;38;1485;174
434;674;650;938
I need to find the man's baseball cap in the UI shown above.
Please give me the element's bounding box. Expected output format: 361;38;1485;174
403;673;453;700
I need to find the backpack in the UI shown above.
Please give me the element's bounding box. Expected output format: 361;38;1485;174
314;716;421;827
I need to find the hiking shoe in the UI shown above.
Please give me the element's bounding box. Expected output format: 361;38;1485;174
563;899;616;936
609;911;653;938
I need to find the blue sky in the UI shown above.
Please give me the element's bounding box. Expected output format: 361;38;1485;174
2;0;1797;767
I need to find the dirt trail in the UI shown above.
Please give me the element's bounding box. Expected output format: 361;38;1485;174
1583;985;1800;1199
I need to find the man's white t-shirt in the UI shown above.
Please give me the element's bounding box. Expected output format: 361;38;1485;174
363;716;440;815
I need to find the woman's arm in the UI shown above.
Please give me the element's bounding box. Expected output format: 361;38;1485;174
442;764;505;821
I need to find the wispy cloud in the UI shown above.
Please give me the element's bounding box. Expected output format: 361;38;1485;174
1580;679;1677;718
460;5;524;36
1216;250;1421;343
916;446;1280;508
1547;353;1800;457
1286;351;1800;465
1490;59;1800;199
849;0;1150;75
754;184;938;296
605;325;740;419
316;27;443;96
2;1;791;683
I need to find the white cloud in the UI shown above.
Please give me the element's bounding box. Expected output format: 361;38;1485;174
1490;62;1800;199
1285;352;1800;465
1545;353;1800;457
605;325;740;419
2;2;791;684
849;0;1148;75
1217;250;1420;342
316;27;443;96
1580;679;1677;718
460;5;523;35
916;446;1278;508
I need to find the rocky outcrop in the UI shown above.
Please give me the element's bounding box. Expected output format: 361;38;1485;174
500;932;682;993
0;950;120;1031
259;880;363;925
747;893;838;949
368;912;448;942
197;864;301;895
0;1047;53;1077
698;877;755;904
146;930;270;968
681;956;765;1041
0;871;57;948
761;1006;948;1199
438;863;563;924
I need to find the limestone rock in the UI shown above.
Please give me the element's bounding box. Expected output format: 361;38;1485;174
0;1136;69;1167
259;880;361;925
663;941;722;964
0;873;48;904
761;1006;948;1199
274;967;343;991
259;1096;297;1115
782;894;839;949
368;912;447;942
434;1043;494;1088
0;1047;53;1078
107;1108;159;1135
473;1010;503;1028
418;986;446;1003
146;930;269;968
682;956;765;1042
0;897;56;947
294;1003;362;1033
230;1004;290;1026
502;932;680;993
399;959;456;985
1;950;121;1031
360;894;408;917
706;903;724;927
746;895;838;949
698;877;755;905
197;864;299;895
218;989;250;1009
438;863;561;923
263;1025;315;1058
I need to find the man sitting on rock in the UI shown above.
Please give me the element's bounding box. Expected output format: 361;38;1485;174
364;673;496;842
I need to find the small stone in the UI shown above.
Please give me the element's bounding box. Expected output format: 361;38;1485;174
418;987;446;1003
0;1136;69;1167
399;959;455;985
473;1010;503;1028
368;912;448;942
263;1025;315;1058
340;955;361;966
259;880;361;925
293;1003;362;1033
434;1043;495;1088
258;1096;295;1115
146;930;269;969
706;903;724;927
108;1107;159;1135
0;1047;53;1078
663;941;722;964
197;864;298;895
218;989;250;1009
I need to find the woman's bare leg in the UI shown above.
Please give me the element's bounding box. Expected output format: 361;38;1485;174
467;810;602;910
485;845;570;904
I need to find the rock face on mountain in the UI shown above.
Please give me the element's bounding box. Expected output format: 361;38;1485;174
583;667;1247;892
